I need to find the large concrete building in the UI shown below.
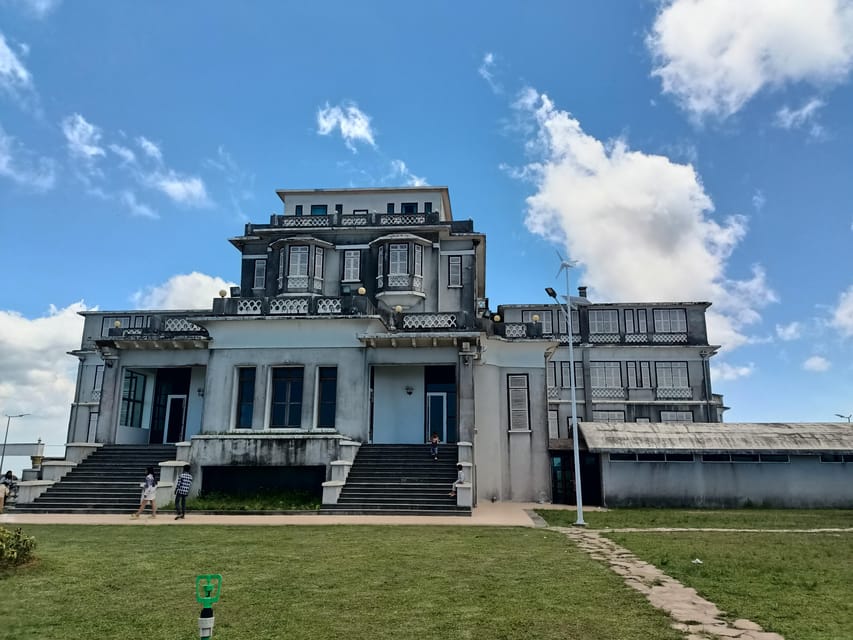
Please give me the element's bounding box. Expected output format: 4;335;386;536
51;186;737;508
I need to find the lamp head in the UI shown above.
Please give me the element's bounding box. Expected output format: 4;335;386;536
532;314;540;322
357;287;366;295
545;287;558;300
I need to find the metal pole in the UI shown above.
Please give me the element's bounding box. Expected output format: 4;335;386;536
553;267;585;526
0;414;29;473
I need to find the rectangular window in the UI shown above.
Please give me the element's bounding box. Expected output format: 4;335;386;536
702;454;730;462
448;256;462;287
270;367;304;428
253;259;266;289
625;309;635;333
636;417;650;423
637;453;666;462
317;367;337;428
507;374;530;431
133;315;145;328
660;410;693;422
289;246;309;276
386;203;395;214
560;362;583;388
424;202;432;213
653;308;687;333
522;310;553;334
759;454;789;463
414;244;423;277
295;204;303;216
592;410;624;422
731;454;760;463
120;370;146;428
819;454;853;463
343;250;360;281
556;309;579;334
377;246;384;278
590;362;621;388
310;204;327;216
610;453;636;461
235;367;256;428
666;453;694;462
627;362;638;388
314;247;324;279
656;362;689;388
546;361;556;387
278;250;285;289
548;410;558;438
402;202;417;214
640;362;652;388
93;365;104;392
638;309;648;333
102;316;131;336
589;309;619;333
389;243;408;275
334;204;343;215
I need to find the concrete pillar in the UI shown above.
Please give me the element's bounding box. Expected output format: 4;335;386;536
457;353;475;443
96;351;121;443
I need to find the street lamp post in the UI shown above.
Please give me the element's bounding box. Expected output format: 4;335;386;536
1;413;30;473
546;259;585;527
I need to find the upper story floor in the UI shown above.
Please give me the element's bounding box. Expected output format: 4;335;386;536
220;187;486;329
494;295;713;347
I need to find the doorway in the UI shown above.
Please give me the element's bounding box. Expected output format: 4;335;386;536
163;395;187;443
426;392;447;442
549;452;602;506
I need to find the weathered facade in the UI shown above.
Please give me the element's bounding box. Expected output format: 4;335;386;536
63;186;729;505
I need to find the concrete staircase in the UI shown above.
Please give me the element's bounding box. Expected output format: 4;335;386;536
320;444;471;516
13;444;176;514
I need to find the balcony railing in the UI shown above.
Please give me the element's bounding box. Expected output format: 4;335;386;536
401;312;459;331
215;295;377;317
108;314;209;340
271;211;440;229
591;387;627;400
656;387;693;400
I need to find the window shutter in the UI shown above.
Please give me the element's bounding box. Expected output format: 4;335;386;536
508;375;529;430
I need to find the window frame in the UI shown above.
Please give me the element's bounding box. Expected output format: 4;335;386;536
507;374;530;431
310;204;328;216
235;367;256;429
660;410;694;422
589;309;620;333
389;243;409;276
269;366;304;428
343;250;361;282
653;308;687;333
316;366;337;428
655;362;689;388
592;410;625;422
448;255;462;287
589;362;622;388
253;259;267;289
288;246;309;277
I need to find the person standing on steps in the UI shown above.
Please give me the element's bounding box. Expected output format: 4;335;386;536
449;463;464;497
131;466;157;518
174;464;193;520
429;432;440;460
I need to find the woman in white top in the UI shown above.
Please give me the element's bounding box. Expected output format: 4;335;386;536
131;466;157;518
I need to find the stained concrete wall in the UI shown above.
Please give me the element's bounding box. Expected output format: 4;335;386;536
373;366;424;443
602;455;853;507
473;338;552;503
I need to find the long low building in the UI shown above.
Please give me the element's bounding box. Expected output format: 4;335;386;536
580;421;853;508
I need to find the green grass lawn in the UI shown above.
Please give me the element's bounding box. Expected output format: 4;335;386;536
0;525;683;640
606;530;853;640
535;508;853;640
536;507;853;530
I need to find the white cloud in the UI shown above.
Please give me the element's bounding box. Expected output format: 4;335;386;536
478;52;502;94
149;170;209;207
108;143;136;164
203;146;255;219
316;101;376;152
120;190;157;219
752;189;766;212
0;123;55;190
0;301;88;457
775;321;802;341
803;355;831;371
775;97;826;138
389;159;427;187
710;361;755;381
513;88;776;351
647;0;853;121
6;0;62;18
0;32;34;100
61;113;105;159
137;136;162;162
131;272;237;309
830;284;853;337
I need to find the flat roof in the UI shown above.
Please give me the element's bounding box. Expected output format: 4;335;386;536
580;421;853;454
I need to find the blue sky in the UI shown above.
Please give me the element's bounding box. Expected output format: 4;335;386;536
1;1;853;467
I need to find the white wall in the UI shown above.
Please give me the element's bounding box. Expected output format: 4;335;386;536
373;366;424;443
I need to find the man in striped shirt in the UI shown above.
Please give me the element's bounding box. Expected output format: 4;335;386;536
174;465;193;520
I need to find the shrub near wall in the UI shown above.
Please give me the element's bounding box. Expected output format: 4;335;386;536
0;526;36;569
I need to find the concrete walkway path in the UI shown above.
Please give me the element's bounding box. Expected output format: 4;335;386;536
0;501;563;527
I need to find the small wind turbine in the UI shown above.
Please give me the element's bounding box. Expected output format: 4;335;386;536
835;413;852;423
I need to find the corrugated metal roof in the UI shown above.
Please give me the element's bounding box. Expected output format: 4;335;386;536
579;422;853;454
